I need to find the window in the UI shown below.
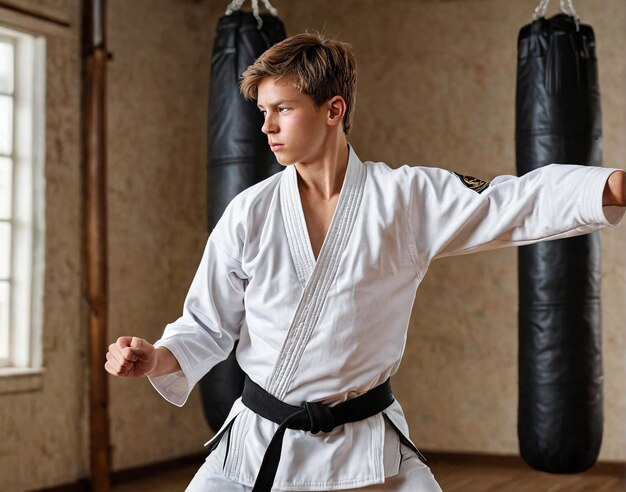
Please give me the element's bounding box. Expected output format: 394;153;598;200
0;25;45;372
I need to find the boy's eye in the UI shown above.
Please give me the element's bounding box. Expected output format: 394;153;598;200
259;107;289;116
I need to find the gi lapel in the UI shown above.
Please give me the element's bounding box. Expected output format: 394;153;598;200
269;145;366;400
279;162;317;286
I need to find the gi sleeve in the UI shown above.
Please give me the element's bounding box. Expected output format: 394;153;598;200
148;203;246;407
407;164;625;269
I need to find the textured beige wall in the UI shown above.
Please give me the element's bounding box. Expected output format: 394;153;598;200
0;1;86;491
1;0;624;490
272;0;626;461
105;0;226;472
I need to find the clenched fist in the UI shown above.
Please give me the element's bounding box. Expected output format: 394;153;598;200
105;336;158;378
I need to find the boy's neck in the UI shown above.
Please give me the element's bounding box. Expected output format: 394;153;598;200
295;136;350;201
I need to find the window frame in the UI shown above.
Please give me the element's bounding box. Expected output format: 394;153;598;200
0;24;46;376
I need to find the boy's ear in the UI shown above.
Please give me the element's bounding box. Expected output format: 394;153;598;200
326;96;346;127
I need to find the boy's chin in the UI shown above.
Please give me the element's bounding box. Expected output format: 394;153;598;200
273;154;292;166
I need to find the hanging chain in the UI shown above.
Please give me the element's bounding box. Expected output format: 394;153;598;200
533;0;580;31
225;0;246;15
251;0;261;26
533;0;550;20
225;0;279;29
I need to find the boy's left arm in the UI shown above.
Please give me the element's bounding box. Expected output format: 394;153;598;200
603;170;626;206
407;164;626;263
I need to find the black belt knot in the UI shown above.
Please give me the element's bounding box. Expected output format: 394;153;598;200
302;401;336;434
241;375;396;492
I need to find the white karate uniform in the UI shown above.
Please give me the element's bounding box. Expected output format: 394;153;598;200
148;145;623;491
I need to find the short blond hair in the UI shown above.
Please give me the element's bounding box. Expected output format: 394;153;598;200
240;32;357;135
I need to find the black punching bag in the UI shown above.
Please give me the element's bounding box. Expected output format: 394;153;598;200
516;13;603;473
200;10;286;432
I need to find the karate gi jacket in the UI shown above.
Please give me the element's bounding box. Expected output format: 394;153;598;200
149;144;624;490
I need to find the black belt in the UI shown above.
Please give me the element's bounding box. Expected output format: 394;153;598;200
240;375;424;492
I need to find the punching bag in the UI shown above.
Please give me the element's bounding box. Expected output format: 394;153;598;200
516;12;603;473
200;9;286;432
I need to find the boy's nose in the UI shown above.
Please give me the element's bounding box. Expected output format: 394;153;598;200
261;115;277;134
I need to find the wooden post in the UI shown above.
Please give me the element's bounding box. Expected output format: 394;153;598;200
82;0;111;490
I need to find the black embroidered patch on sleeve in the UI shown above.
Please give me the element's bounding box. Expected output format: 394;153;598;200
453;172;490;194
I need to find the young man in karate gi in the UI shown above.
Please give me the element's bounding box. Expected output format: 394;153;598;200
105;32;626;491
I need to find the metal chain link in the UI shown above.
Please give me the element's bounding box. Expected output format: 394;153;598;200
533;0;550;20
225;0;279;29
533;0;580;31
225;0;246;15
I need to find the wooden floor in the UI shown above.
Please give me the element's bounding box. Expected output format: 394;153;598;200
427;454;626;491
108;454;626;492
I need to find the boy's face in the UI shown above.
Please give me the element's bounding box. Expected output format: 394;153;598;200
256;76;330;166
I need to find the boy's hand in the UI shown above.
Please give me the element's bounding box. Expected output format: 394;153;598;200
603;170;626;206
105;336;158;378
